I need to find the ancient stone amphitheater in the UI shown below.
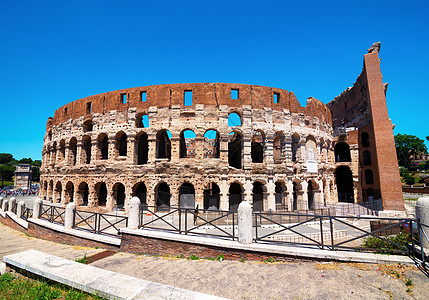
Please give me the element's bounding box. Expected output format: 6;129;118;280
39;83;337;212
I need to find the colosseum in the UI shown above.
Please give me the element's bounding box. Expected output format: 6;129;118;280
39;43;404;213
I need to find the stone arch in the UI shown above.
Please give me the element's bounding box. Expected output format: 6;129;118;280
51;142;57;166
335;166;354;203
136;132;148;165
204;182;220;210
112;183;126;209
95;182;107;206
136;112;149;128
307;180;318;210
77;182;89;206
334;142;351;162
180;129;196;159
82;135;91;164
59;139;66;162
65;181;74;203
69;137;77;165
229;182;243;212
203;130;220;158
292;180;303;211
179;182;195;208
156;182;170;210
251;130;265;163
228;112;242;127
83;119;93;132
54;181;62;203
116;131;127;157
97;133;109;160
48;180;54;202
156;130;171;160
228;131;242;169
252;181;266;211
275;181;286;210
132;182;147;206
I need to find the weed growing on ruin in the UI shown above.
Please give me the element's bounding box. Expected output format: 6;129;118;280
240;258;245;263
75;253;91;264
177;254;184;258
405;277;413;286
217;254;225;261
361;232;411;254
187;255;199;260
266;257;275;263
206;257;215;261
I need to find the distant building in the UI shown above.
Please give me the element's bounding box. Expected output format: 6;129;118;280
14;164;33;189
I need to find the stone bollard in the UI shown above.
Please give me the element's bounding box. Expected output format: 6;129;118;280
0;197;3;209
237;201;253;244
128;197;141;230
33;198;43;219
8;197;16;213
416;196;429;250
1;199;8;212
17;201;25;218
64;202;76;229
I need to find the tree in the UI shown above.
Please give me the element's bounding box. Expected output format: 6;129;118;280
0;165;15;187
32;166;40;182
395;134;428;169
19;158;33;164
0;153;13;164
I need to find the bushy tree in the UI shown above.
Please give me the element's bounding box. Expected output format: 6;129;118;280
395;134;428;169
0;165;15;187
0;153;13;164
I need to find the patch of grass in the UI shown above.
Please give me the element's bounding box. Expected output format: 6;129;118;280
406;288;411;293
361;232;411;254
217;254;225;261
405;277;413;286
187;255;199;260
75;253;91;264
240;258;245;263
177;254;184;259
206;257;215;261
266;257;275;263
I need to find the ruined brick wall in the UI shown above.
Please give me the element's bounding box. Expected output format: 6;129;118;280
40;83;337;212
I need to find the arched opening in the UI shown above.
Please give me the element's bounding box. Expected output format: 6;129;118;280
292;133;300;162
48;180;54;201
54;181;62;203
361;132;370;147
116;132;127;157
273;132;284;164
69;137;77;165
203;130;219;158
133;182;147;206
156;130;171;159
365;169;374;185
156;183;170;210
335;166;354;203
95;182;107;206
363;150;372;165
275;182;285;210
367;188;375;201
78;182;89;206
308;180;316;210
83;119;93;132
136;113;149;128
65;181;74;203
82;136;91;164
252;182;264;211
292;182;301;211
59;140;65;162
48;130;52;141
179;183;195;208
180;130;196;159
229;183;242;212
137;133;148;165
334;142;351;162
51;143;57;166
204;183;220;210
228;132;242;169
113;183;126;209
251;131;264;163
43;181;48;200
98;134;109;160
228;112;241;127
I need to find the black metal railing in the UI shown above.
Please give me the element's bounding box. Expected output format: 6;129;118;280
73;210;128;237
21;207;33;221
39;204;66;225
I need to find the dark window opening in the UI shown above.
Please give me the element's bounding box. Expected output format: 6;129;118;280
83;137;91;164
251;142;263;163
121;93;127;104
64;108;68;115
204;183;220;210
141;91;147;102
334;142;351;162
229;183;242;212
292;182;298;211
365;169;374;184
308;181;315;210
136;114;149;128
83;120;93;132
78;182;89;206
70;138;77;166
228;132;242;169
273;92;279;104
335;166;354;203
133;183;147;206
275;182;284;210
156;183;170;211
179;183;195;209
361;132;370;147
156;130;171;159
117;133;127;157
184;90;192;106
86;102;92;114
363;150;372;165
66;182;74;203
292;134;300;162
252;182;264;211
96;182;107;206
231;89;239;100
99;135;108;160
114;183;126;209
366;188;375;201
137;133;148;165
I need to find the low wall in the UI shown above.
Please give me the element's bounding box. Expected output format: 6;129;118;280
0;213;27;233
402;186;429;194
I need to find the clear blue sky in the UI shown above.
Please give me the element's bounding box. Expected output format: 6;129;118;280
1;0;428;160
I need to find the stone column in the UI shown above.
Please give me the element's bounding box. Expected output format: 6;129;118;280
243;179;253;204
91;139;98;164
194;137;204;160
64;202;76;229
128;197;140;229
318;180;324;207
265;132;275;166
147;133;157;164
287;180;294;211
237;201;253;244
416;197;429;250
266;180;276;211
76;141;83;165
219;135;228;163
108;134;116;163
301;181;308;210
170;136;180;163
219;178;229;211
127;133;136;164
33;198;43;219
17;201;25;218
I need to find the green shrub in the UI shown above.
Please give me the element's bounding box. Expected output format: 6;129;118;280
217;254;225;261
403;174;415;185
362;232;411;253
75;253;91;264
399;166;409;176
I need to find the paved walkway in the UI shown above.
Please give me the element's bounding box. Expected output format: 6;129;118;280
1;222;428;299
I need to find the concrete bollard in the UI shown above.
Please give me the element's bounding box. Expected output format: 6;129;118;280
237;201;253;244
0;197;3;209
64;202;76;229
33;198;43;219
17;201;25;218
416;196;429;250
128;197;141;230
1;199;8;212
8;197;16;213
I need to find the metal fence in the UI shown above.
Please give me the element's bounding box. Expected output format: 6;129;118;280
139;206;237;240
39;204;66;225
21;207;33;221
73;210;128;237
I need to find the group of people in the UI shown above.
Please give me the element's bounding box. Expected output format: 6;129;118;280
0;187;39;197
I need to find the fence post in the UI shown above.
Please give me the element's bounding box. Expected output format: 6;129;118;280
416;197;429;250
33;198;43;219
1;199;8;212
8;197;16;213
64;202;76;229
17;201;25;218
237;201;253;244
128;197;140;230
0;197;3;209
